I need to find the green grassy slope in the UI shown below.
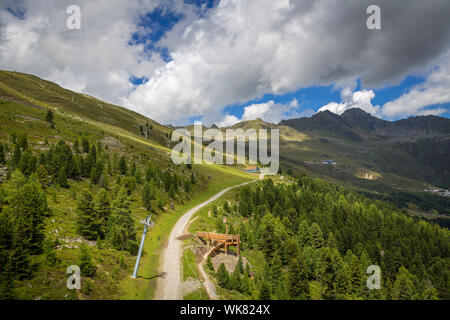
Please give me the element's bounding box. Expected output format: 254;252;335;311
0;70;171;145
0;71;253;300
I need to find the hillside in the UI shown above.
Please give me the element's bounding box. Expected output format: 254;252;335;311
276;108;450;191
0;71;253;300
0;70;171;146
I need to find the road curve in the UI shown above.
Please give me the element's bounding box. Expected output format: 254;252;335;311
154;180;256;300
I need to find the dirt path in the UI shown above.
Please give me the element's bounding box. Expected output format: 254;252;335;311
154;180;257;300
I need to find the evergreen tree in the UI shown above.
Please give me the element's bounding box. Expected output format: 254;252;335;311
107;188;138;254
94;189;111;239
230;267;242;291
18;151;37;176
259;281;272;300
327;232;337;249
18;134;28;150
216;263;230;288
142;182;153;212
43;239;60;266
288;255;310;299
392;267;416;300
81;137;90;153
269;252;282;283
309;223;324;249
57;166;69;188
348;252;362;295
12;143;21;166
297;220;310;247
236;255;244;275
119;156;127;175
421;283;439;300
78;244;96;277
45;109;54;123
335;263;352;299
0;143;5;164
76;190;99;240
73;139;80;154
5;178;49;279
206;256;214;272
37;164;48;186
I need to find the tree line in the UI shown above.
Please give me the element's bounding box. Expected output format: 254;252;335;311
210;176;449;300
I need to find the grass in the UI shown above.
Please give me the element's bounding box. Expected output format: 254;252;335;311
0;94;254;300
184;287;208;300
118;165;252;300
182;249;197;281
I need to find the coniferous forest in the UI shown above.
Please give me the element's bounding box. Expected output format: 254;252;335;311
208;177;449;300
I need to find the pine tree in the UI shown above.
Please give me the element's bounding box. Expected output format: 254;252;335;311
46;109;54;123
240;274;251;295
107;187;138;254
57;166;69;188
236;255;244;275
81;137;90;154
76;190;99;240
230;267;242;291
142;182;153;212
421;283;439;300
348;252;362;295
335;263;352;299
5;179;49;279
298;220;310;247
43;239;60;266
0;143;5;164
392;266;416;300
78;244;96;277
37;164;48;186
206;256;214;272
94;189;111;239
259;281;272;300
327;232;337;249
309;223;324;249
130;162;136;177
119;156;127;175
18;134;28;150
73;139;80;154
288;255;310;299
269;252;282;283
216;263;230;288
18;151;37;176
12;143;21;166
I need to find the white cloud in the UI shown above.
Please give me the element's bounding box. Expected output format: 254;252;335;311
381;53;450;118
125;0;450;124
216;98;300;127
0;0;164;104
1;0;449;125
216;114;240;127
318;89;380;116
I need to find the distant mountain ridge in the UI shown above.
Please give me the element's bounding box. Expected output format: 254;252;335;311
280;108;450;140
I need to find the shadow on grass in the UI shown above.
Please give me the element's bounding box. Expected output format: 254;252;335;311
137;272;167;280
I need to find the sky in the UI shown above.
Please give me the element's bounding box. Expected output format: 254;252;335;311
0;0;449;126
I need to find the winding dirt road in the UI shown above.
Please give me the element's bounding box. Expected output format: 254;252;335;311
154;180;256;300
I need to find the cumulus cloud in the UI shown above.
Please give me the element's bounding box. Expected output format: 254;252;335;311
217;98;300;127
318;89;380;116
1;0;450;124
381;53;450;118
0;0;164;104
125;0;450;124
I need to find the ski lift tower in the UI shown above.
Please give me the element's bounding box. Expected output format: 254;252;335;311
131;215;154;279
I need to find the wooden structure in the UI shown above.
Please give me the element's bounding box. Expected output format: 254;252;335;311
197;231;240;255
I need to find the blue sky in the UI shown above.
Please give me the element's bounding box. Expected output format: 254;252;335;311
125;0;450;124
1;0;449;125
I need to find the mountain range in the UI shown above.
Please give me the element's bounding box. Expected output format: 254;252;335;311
1;70;449;192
